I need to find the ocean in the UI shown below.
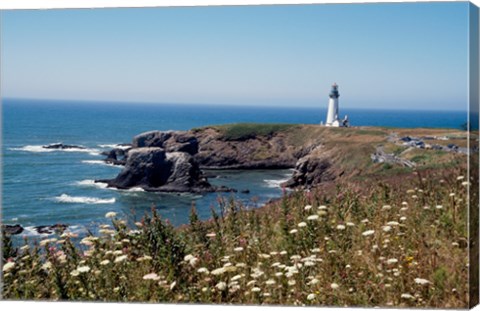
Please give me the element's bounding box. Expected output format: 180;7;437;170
1;98;468;236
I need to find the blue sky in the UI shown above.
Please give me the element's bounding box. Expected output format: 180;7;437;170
1;2;470;110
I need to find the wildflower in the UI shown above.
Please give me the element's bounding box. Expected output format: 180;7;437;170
215;281;227;291
289;229;298;234
414;278;430;285
386;258;398;265
346;222;355;227
247;280;256;286
136;255;152;262
100;260;110;266
20;245;30;251
401;293;415;300
382;205;392;210
211;267;226;275
336;224;346;230
184;254;195;262
143;273;161;281
235;263;246;268
298;222;307;228
307;293;316;301
269;251;278;256
307;215;319;221
449;193;455;197
206;232;216;238
382;226;392;232
361;219;369;223
275;272;283;277
262;293;271;297
3;262;15;273
362;230;375;236
290;255;302;261
259;253;271;259
400;216;407;221
318;210;328;216
197;267;209;274
234;247;244;252
105;212;117;218
330;283;340;289
70;270;80;277
231;274;242;281
304;261;315;267
114;255;128;263
265;279;276;286
318;205;327;210
40;239;52;247
170;281;177;291
436;205;443;209
401;201;408;206
304;205;312;211
311;248;320;253
308;278;320;285
251;287;261;292
280;250;288;255
77;266;91;273
462;181;470;186
386;221;399;226
288;280;296;286
457;176;465;180
406;189;415;194
42;261;52;271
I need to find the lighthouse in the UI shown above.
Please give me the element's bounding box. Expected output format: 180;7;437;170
325;83;348;127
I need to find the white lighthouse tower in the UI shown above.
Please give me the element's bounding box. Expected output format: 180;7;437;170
325;83;348;127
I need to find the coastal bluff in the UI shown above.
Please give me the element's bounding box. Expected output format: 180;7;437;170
98;123;468;192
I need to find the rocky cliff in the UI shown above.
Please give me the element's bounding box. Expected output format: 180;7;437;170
99;124;467;193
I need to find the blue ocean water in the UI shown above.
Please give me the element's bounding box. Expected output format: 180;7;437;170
1;98;467;235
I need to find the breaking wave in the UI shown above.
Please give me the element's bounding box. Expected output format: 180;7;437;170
54;194;115;204
74;180;109;189
81;160;121;167
98;144;131;150
10;144;100;155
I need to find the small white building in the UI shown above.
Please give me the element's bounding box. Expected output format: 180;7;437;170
324;83;349;127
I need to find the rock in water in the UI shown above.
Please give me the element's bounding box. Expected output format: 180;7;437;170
132;131;172;148
132;130;199;155
100;147;216;193
104;147;170;189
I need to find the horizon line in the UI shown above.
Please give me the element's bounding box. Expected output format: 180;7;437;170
2;96;469;113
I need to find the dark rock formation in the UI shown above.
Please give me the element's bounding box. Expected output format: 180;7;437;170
285;153;335;188
132;131;199;155
98;147;219;193
3;224;24;235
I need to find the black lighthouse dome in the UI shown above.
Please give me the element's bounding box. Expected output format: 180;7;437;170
329;83;340;99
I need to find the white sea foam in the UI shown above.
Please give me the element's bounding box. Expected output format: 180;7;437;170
81;160;121;167
98;144;131;150
264;178;290;188
54;194;115;204
75;180;109;189
10;144;100;155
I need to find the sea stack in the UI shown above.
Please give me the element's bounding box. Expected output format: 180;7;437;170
325;83;349;127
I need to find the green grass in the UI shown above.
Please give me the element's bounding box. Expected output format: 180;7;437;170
213;123;298;141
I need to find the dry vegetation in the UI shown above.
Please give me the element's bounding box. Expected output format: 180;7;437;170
2;164;472;308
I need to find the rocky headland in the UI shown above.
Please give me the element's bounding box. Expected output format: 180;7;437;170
97;123;469;193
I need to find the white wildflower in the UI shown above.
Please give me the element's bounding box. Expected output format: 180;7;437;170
211;267;226;275
362;230;375;236
77;266;91;273
330;283;340;289
234;247;244;252
3;262;15;272
307;293;316;301
215;281;227;291
143;273;160;281
304;205;312;211
289;229;298;234
414;278;430;285
386;258;398;265
197;267;209;274
114;255;128;263
307;215;319;221
298;222;307;227
336;224;346;230
382;205;392;210
105;212;117;218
